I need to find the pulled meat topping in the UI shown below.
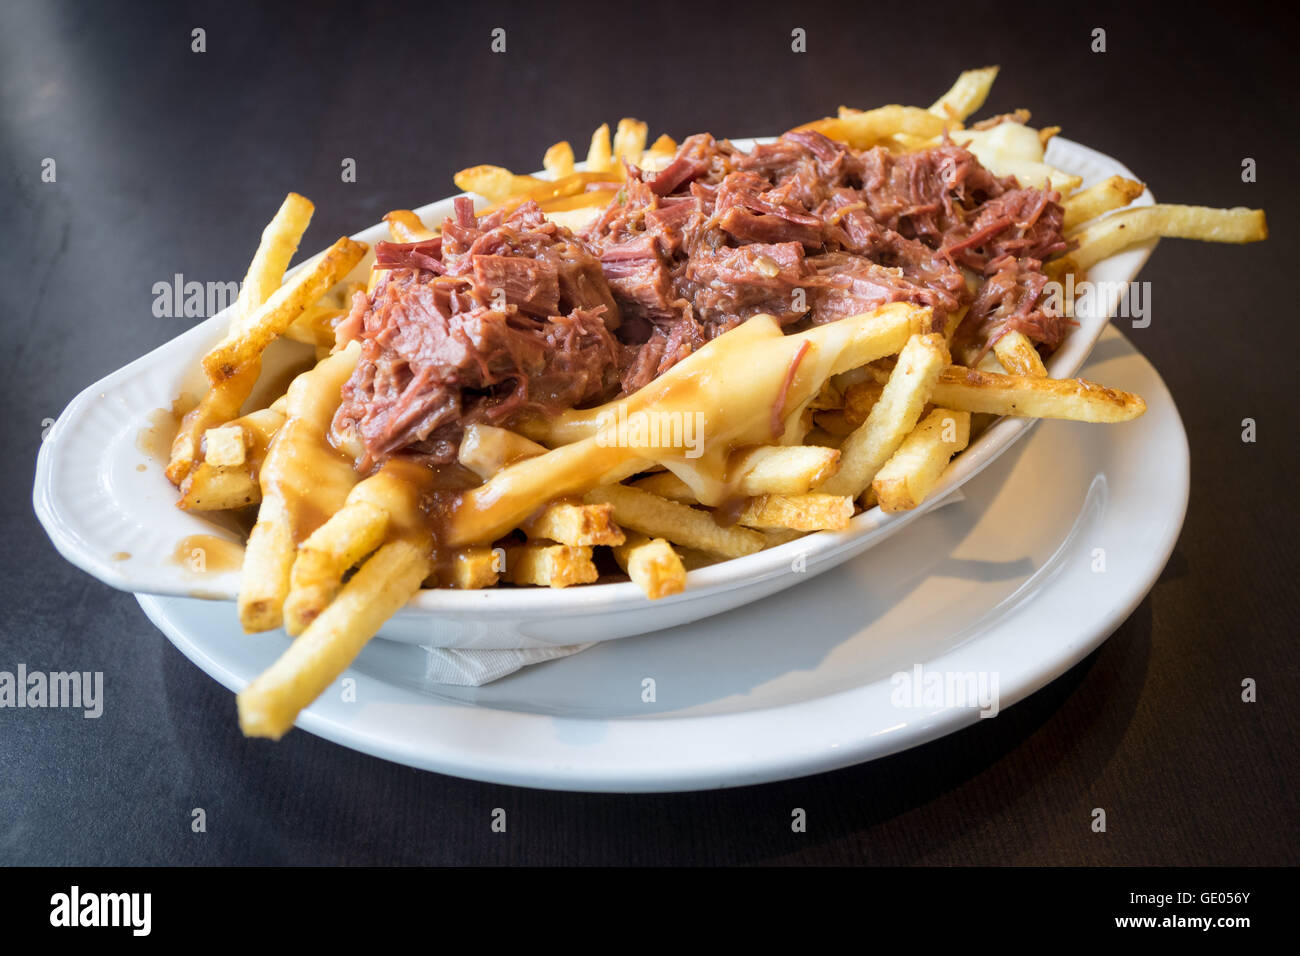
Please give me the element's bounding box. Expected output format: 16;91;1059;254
337;131;1072;467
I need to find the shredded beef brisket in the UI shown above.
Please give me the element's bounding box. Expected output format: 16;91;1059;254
337;131;1072;468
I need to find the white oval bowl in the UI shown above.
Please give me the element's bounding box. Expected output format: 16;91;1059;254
33;136;1154;648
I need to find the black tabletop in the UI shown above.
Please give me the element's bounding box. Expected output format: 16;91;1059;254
2;0;1297;866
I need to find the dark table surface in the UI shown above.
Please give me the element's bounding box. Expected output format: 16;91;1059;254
2;0;1297;865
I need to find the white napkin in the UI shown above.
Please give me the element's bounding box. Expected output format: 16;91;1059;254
420;488;968;685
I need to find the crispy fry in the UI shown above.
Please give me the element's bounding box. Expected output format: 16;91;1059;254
801;105;947;149
631;471;697;503
992;331;1047;377
929;66;1000;124
238;539;430;739
930;366;1146;422
457;423;546;478
613;118;648;165
872;408;971;512
1062;204;1268;272
584;485;765;559
283;500;388;636
1061;176;1145;232
453;164;546;202
177;462;260;511
730;445;843;495
233;192;316;331
503;543;598;588
642;134;678;170
543;140;575;178
203;236;367;383
383;209;436;242
820;333;949;498
441;548;501;590
736;494;854;532
586;122;613;173
523;501;626;547
238;343;361;632
611;533;686;599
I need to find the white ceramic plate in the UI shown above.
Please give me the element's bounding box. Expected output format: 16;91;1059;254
140;326;1186;790
34;137;1155;647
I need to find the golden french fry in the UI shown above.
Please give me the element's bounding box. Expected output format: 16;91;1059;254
543;140;575;178
239;343;361;632
930;366;1145;422
453;164;546;202
730;445;843;495
238;539;430;739
522;501;626;547
583;485;765;559
503;544;599;588
586;122;613;173
203;236;367;383
613;118;648;164
642;134;678;170
383;209;436;242
992;331;1047;377
928;66;1000;124
872;408;971;513
611;534;686;600
1061;176;1146;232
233;192;316;332
457;423;546;479
800;105;947;149
631;471;697;503
820;333;949;498
238;493;296;633
1062;204;1268;273
283;500;389;636
177;462;260;511
735;494;854;532
167;195;315;483
441;548;501;589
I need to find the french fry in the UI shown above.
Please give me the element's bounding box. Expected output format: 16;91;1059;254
522;501;625;547
642;134;678;170
872;408;971;512
441;548;501;589
1062;204;1268;272
1061;176;1145;232
543;141;575;178
992;331;1047;377
800;106;947;149
453;164;546;202
611;534;686;599
238;343;361;632
238;494;296;633
631;471;697;503
841;379;884;428
613;118;648;165
929;366;1146;422
383;209;436;242
177;462;260;511
583;485;765;559
238;539;431;739
503;543;599;588
167;195;315;483
730;445;843;495
735;494;854;532
457;423;547;479
929;66;1000;124
233;193;316;332
203;236;367;382
586;122;613;173
283;500;389;636
820;333;949;498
